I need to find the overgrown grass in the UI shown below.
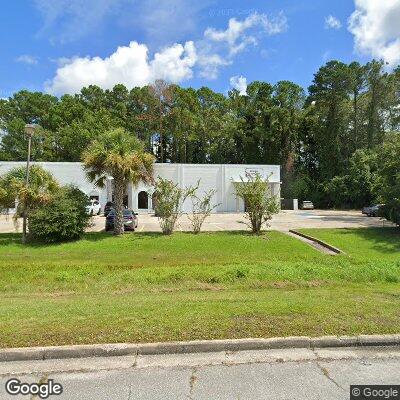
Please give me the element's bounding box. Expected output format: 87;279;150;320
0;228;399;347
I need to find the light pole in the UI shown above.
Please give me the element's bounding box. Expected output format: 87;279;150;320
22;123;37;243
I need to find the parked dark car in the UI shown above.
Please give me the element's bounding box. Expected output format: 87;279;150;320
105;209;138;231
103;201;115;217
362;204;384;217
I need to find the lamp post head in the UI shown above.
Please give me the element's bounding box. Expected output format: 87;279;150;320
24;123;38;137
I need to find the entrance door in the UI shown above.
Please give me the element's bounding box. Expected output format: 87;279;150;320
138;191;149;209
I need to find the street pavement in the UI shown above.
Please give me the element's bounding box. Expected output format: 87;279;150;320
0;346;399;399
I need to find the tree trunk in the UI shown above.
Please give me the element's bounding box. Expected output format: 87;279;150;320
22;209;27;243
353;90;358;149
159;103;164;163
114;177;125;235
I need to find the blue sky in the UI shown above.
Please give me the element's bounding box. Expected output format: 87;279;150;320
1;0;399;97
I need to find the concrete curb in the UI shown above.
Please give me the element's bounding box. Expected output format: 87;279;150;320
1;335;400;363
289;230;344;254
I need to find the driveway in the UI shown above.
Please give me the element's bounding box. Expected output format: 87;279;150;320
1;346;399;399
0;210;391;234
133;210;391;232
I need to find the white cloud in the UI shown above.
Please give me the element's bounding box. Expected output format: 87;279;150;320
325;15;342;30
205;12;287;56
198;54;231;80
230;75;247;95
198;12;287;79
150;41;197;82
348;0;400;66
15;55;39;65
45;11;288;93
46;41;196;95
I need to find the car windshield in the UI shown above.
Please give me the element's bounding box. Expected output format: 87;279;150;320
107;210;133;217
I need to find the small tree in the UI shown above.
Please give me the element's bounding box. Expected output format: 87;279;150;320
234;172;279;234
0;165;59;241
154;177;195;235
188;186;219;234
28;185;91;243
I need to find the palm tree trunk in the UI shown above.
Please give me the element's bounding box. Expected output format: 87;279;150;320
22;209;28;243
114;177;125;235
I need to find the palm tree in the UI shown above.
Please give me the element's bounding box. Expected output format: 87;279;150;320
0;165;59;242
82;128;155;235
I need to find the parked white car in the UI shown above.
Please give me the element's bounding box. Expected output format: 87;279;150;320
301;200;314;210
86;200;101;215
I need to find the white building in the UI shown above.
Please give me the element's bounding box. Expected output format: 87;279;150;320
0;162;281;213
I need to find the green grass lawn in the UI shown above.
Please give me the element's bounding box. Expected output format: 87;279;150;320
0;228;399;347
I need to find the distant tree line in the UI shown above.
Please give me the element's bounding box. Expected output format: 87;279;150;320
0;59;399;210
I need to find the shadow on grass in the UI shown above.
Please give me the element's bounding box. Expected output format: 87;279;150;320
327;227;400;255
0;229;262;248
0;232;114;248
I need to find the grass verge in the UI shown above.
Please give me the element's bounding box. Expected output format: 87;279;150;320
0;228;399;347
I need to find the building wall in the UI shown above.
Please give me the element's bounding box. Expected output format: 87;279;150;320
0;162;281;213
0;162;109;208
133;164;281;213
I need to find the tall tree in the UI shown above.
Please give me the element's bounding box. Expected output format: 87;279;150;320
148;80;173;163
365;61;387;148
308;61;351;179
348;62;367;150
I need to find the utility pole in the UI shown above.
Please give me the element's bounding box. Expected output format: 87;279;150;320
22;124;37;243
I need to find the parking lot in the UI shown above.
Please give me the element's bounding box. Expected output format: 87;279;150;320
0;209;391;235
91;209;391;233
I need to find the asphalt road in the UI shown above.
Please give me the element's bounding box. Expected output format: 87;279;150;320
1;346;399;399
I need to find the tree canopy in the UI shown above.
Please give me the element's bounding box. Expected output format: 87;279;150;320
1;59;399;210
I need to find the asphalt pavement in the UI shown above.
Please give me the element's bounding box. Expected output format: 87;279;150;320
1;346;399;399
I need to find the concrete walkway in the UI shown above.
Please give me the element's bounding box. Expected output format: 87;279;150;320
1;346;399;399
134;210;391;232
284;230;339;255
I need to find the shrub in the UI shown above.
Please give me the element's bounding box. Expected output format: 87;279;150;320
234;172;279;234
382;199;400;227
28;185;91;243
187;186;219;234
154;178;195;235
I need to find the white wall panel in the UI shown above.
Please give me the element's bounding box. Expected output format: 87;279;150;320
0;162;281;213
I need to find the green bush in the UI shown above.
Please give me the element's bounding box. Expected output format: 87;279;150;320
28;185;91;243
234;172;279;234
382;199;400;227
